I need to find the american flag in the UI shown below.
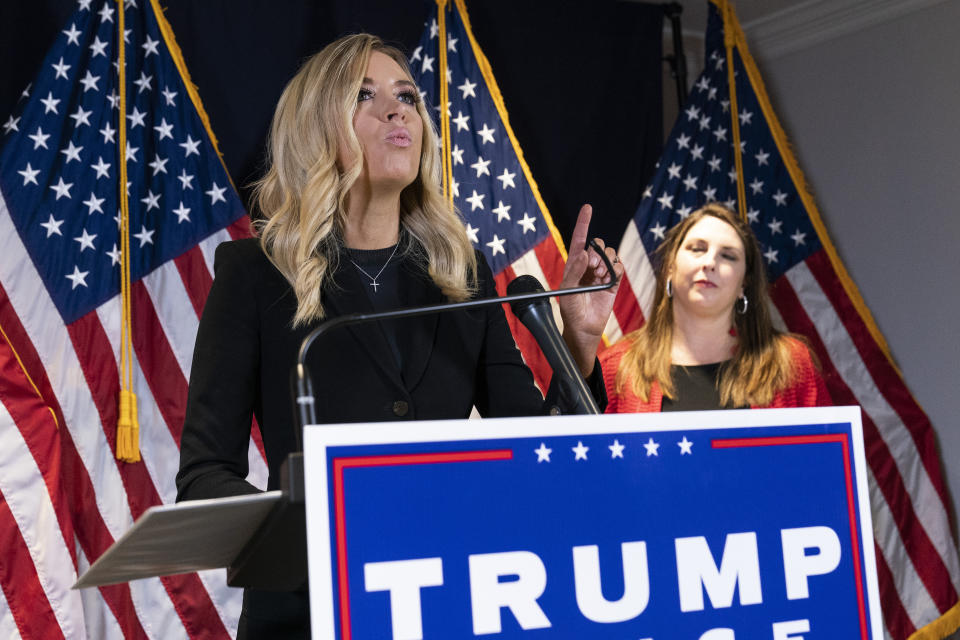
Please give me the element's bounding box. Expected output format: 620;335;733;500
411;0;570;391
607;1;960;638
0;0;266;637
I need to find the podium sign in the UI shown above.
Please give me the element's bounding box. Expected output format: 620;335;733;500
304;407;882;640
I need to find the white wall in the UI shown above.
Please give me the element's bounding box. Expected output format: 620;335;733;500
746;1;960;530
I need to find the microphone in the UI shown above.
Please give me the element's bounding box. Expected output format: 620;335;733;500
506;275;600;415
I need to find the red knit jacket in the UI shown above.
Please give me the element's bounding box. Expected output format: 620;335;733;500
600;335;832;413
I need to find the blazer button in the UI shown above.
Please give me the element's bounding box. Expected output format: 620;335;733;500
392;400;409;417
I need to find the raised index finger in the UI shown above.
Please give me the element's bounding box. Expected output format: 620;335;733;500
569;203;593;254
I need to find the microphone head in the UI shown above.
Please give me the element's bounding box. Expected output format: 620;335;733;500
506;274;547;317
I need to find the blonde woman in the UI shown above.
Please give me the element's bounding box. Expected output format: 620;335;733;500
176;34;620;638
602;203;830;412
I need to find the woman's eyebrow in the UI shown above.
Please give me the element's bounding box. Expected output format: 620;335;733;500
361;78;417;90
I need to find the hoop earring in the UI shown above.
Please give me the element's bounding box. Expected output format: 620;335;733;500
666;279;673;298
736;294;749;315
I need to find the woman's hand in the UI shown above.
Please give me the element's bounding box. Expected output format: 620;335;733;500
558;204;624;377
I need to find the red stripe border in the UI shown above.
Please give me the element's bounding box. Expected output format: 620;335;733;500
712;433;869;640
331;449;513;640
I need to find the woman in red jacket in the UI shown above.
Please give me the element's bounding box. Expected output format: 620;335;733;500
602;203;830;412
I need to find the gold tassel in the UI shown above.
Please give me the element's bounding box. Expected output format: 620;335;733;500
116;389;141;462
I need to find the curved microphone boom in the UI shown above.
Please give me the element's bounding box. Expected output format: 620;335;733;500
506;275;600;415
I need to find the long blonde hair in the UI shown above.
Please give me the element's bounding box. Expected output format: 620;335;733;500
616;204;801;406
252;34;477;326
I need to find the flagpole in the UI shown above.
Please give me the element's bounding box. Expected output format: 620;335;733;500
721;0;748;222
115;0;141;462
436;0;454;206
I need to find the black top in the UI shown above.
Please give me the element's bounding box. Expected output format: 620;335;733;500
661;362;747;411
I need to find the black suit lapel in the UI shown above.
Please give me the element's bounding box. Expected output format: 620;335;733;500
396;258;444;390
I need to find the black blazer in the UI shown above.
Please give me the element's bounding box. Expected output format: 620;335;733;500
176;238;599;501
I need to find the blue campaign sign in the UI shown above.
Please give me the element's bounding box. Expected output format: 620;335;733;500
303;407;882;640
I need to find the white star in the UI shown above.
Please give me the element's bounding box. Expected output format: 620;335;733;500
486;234;505;256
768;218;783;235
713;126;728;142
764;247;778;264
676;133;690;149
83;192;105;214
206;182;227;205
79;71;99;93
470;156;491;178
142;34;160;57
695;77;710;92
429;18;438;38
452;110;470;132
409;46;422;62
683;175;698;191
650;221;666;240
791;229;807;246
572;440;589;460
684;105;700;121
497;168;516;190
149;154;169;175
2;115;19;134
749;178;764;195
125;141;139;162
66;266;90;289
677;204;693;219
106;91;119;110
656;193;673;210
90;36;108;57
74;229;97;252
177;169;195;190
708;156;722;172
133;71;152;93
421;54;434;73
61;141;83;163
447;37;458;52
739;109;753;125
747;209;760;224
458;78;477;99
727;168;738;183
723;198;737;210
51;57;71;80
450;144;464;165
517;213;536;234
534;442;552;463
172;201;191;223
451;178;459;198
40;214;64;237
477;123;496;144
755;149;770;166
708;87;718;101
699;115;711;131
63;23;82;45
141;190;161;211
465;222;479;243
70;106;92;128
643;437;660;457
98;3;114;22
642;185;652;199
153;118;174;141
134;225;155;247
91;157;111;179
29;126;50;149
690;144;705;160
106;243;121;266
465;189;485;211
772;190;788;206
703;186;718;201
20;83;31;99
127;107;146;129
492;201;511;222
162;86;177;106
179;134;201;156
609;439;625;459
667;163;682;179
678;436;693;455
49;177;73;200
17;163;40;186
40;92;60;114
715;56;725;70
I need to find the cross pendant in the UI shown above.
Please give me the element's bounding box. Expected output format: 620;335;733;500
370;279;379;293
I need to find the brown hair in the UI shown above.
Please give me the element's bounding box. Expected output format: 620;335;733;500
615;203;799;406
